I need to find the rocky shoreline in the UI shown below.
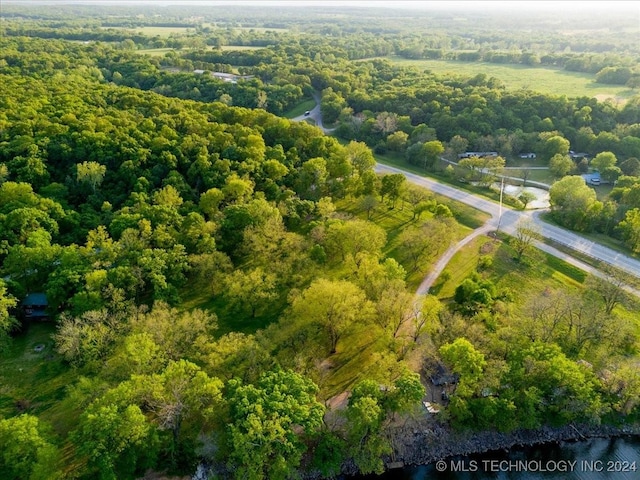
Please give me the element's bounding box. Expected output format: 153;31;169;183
338;419;640;477
192;419;640;480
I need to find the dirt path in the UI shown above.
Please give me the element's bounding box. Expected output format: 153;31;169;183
415;221;496;296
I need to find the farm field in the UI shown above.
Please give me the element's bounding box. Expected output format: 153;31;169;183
138;44;265;56
376;56;635;101
125;26;196;36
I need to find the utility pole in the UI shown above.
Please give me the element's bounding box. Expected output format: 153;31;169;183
496;177;504;234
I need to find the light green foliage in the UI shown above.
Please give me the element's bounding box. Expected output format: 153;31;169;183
346;395;388;474
0;280;18;350
73;403;158;480
601;360;640;415
591;151;617;172
55;309;123;368
440;338;487;398
386;371;425;414
3;19;640;480
223;267;278;318
322;218;387;264
549;175;601;231
129;302;217;361
518;191;537;209
507;343;603;425
226;369;324;480
138;360;223;460
345;140;376;175
549;153;574;178
0;414;61;480
241;215;309;281
76;161;107;192
422;140;445;170
199;187;224;219
617;207;640;252
412;294;442;342
386;130;408;152
458;155;505;186
201;332;271;382
290;278;373;354
103;332;166;381
511;218;541;260
374;280;415;337
397;218;453;273
345;373;423;474
223;174;254;204
297;157;328;199
540;135;570;162
352;254;406;300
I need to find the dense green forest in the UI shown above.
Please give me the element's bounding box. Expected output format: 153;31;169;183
0;3;639;479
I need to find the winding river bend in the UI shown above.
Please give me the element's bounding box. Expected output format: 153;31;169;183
353;437;640;479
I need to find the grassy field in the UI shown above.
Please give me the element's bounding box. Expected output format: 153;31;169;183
138;44;265;57
374;56;635;101
0;322;78;434
202;24;289;33
433;234;586;302
138;47;175;57
283;98;316;119
337;196;479;289
128;26;197;37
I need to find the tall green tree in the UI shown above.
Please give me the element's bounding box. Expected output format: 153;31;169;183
225;369;324;480
289;279;373;354
549;175;600;231
72;403;159;480
0;415;62;480
0;280;18;351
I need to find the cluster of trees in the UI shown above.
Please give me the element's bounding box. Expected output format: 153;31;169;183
547;149;640;248
0;6;639;479
0;35;448;479
430;237;639;432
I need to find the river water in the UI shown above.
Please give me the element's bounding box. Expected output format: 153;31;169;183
354;436;640;479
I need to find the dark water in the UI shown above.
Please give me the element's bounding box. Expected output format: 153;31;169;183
355;437;640;479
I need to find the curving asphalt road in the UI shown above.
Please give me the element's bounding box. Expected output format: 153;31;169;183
375;163;640;283
292;96;640;288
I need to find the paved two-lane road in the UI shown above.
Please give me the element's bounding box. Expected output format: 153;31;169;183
375;163;640;282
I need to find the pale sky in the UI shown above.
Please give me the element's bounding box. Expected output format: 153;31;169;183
4;0;638;8
5;0;640;16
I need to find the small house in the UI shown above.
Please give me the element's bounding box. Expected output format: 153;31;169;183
429;363;459;386
22;293;49;320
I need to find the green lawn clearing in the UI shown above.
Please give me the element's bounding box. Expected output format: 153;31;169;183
376;56;635;102
434;233;586;303
283;98;316;119
0;322;78;435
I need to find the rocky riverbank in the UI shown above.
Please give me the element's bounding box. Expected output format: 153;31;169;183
337;419;640;477
192;419;640;480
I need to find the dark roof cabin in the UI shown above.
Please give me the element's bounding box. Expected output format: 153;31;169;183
429;363;459;386
22;293;49;320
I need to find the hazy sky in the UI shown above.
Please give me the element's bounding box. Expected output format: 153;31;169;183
5;0;638;8
5;0;640;16
231;1;638;12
